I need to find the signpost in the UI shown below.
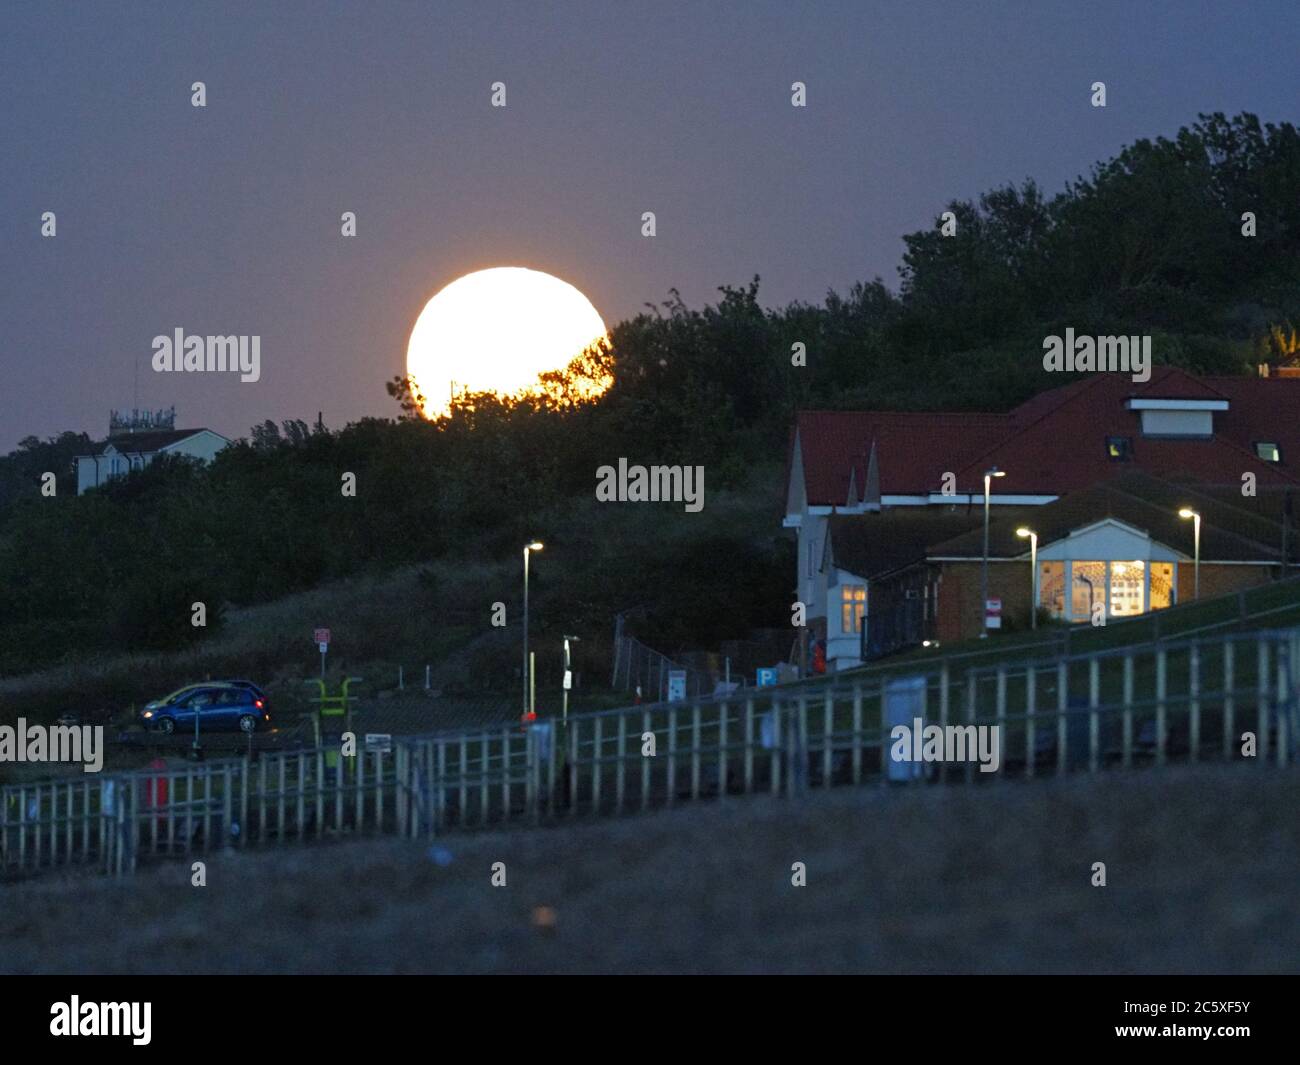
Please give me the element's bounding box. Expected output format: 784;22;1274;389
756;667;778;688
314;627;331;678
985;599;1002;631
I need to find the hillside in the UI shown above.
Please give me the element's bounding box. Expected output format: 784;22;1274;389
0;470;789;758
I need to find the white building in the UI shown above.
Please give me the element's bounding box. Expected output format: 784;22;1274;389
74;428;230;494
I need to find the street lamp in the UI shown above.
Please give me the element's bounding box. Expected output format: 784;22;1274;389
981;467;1006;637
1016;527;1038;629
1178;509;1200;600
562;635;580;724
523;541;544;715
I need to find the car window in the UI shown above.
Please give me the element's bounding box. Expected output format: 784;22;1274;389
188;690;215;709
164;684;201;704
214;689;240;706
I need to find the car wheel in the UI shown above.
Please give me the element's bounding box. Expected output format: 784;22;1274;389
238;714;257;734
158;717;175;735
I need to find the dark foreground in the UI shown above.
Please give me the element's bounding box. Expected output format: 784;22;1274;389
1;764;1296;974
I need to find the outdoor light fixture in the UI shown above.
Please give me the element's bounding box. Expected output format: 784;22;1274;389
1179;508;1201;600
562;634;580;724
522;541;545;715
981;468;1006;637
1016;527;1039;629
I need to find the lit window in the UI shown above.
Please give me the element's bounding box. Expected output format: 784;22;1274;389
1106;436;1132;461
840;585;866;633
1255;442;1281;463
1071;561;1106;620
1038;561;1065;616
1109;560;1145;617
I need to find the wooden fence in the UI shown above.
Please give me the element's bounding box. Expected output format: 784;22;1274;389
4;625;1298;881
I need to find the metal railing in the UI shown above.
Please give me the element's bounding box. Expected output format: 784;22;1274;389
3;625;1297;881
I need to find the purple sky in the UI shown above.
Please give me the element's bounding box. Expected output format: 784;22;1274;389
2;1;1297;449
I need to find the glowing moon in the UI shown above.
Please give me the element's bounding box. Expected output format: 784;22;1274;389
406;267;608;417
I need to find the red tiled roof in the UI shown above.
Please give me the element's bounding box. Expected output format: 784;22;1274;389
1203;375;1300;467
789;369;1300;508
1128;366;1231;401
793;411;1011;504
954;371;1299;494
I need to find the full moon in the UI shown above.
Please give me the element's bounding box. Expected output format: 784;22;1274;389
406;267;608;417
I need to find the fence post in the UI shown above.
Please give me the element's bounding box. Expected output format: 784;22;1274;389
1223;640;1235;762
995;666;1007;780
1189;644;1201;762
851;685;863;785
223;764;234;851
773;700;784;795
1056;660;1068;777
665;710;675;807
616;713;627;814
965;673;977;784
691;704;702;801
1122;655;1134;769
568;721;580;818
938;664;950;784
1156;649;1168;767
239;758;250;848
820;692;833;788
718;700;729;798
641;710;652;810
1257;638;1270;764
1276;638;1289;767
1025;664;1036;778
480;732;491;825
1088;657;1100;773
395;746;407;838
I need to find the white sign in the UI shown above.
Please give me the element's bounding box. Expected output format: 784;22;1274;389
318;642;328;654
364;733;392;754
885;675;928;782
666;669;687;703
985;598;1002;630
563;670;572;691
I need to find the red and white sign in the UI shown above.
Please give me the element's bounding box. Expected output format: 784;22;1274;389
984;599;1002;630
314;628;331;646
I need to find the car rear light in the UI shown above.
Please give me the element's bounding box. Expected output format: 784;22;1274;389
255;699;264;709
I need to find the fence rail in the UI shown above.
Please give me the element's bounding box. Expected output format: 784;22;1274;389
4;626;1298;881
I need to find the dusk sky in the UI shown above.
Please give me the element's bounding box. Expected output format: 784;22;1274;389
2;1;1297;450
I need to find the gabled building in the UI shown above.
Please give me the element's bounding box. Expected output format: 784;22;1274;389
784;368;1300;667
74;428;229;494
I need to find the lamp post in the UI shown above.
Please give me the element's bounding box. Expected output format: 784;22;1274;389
1016;527;1038;629
522;541;543;715
981;467;1006;637
562;635;580;724
1178;509;1200;600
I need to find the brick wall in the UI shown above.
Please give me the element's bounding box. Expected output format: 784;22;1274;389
937;559;1277;641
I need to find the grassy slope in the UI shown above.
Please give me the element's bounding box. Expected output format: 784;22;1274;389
1;763;1295;974
0;469;784;776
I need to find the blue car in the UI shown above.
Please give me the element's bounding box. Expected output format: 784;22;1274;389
140;682;271;735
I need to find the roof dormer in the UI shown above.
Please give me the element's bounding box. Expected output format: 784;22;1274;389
1124;397;1228;438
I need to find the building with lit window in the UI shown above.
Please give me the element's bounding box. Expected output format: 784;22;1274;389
784;368;1300;666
